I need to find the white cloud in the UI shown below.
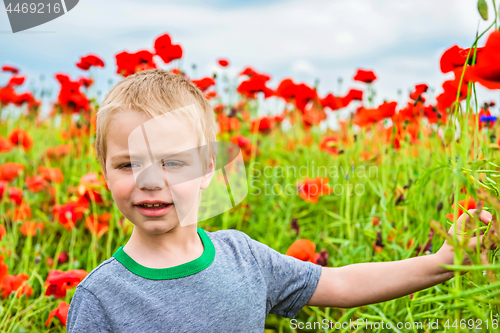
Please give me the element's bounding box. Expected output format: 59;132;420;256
1;0;498;117
291;60;316;75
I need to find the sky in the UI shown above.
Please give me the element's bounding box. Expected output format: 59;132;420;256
1;0;499;125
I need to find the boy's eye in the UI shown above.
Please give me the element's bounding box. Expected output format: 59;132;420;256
120;163;140;169
119;161;185;170
162;160;185;169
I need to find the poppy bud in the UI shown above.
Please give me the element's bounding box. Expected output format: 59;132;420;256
290;218;299;236
436;202;443;212
449;194;455;205
46;256;54;267
395;194;404;205
443;127;454;146
489;133;496;143
58;251;68;264
35;256;41;264
315;249;329;267
373;230;384;254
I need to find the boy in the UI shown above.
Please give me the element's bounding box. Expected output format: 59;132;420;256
67;69;496;332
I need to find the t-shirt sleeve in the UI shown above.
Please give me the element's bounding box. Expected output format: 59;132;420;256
66;286;113;333
242;233;323;318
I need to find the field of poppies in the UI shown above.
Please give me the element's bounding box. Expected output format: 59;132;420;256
1;5;500;333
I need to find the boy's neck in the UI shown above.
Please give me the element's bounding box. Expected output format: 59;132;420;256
122;224;204;269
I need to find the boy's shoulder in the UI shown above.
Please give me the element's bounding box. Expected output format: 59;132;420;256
77;257;122;292
204;228;256;252
205;228;250;242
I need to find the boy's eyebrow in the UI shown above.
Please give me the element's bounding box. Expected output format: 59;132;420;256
110;153;132;162
110;149;196;162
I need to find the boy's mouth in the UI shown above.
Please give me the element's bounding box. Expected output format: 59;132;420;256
134;201;173;217
136;202;171;209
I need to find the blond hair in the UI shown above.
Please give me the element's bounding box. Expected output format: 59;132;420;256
95;69;217;176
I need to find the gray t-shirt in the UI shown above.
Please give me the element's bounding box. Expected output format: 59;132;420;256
66;228;322;333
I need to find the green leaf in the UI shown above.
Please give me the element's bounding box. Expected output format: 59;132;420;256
477;0;488;20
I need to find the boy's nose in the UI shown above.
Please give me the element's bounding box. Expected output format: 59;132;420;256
136;162;167;190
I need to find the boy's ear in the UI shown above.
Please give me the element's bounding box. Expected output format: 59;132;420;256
200;157;216;190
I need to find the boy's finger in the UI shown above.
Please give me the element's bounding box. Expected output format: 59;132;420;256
465;235;480;249
478;210;493;224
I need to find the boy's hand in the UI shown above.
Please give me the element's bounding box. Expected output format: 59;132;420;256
435;208;498;275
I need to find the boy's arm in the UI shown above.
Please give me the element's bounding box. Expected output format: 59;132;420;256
306;253;452;308
307;209;496;308
67;286;113;333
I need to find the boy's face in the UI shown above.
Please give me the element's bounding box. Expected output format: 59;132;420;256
104;108;214;234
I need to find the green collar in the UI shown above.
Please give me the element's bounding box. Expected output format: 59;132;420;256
112;228;215;280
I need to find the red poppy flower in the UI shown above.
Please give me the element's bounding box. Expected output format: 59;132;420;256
440;45;467;73
204;91;217;100
45;144;72;160
250;116;276;134
239;67;258;76
54;73;90;114
115;50;157;77
0;225;6;241
85;213;110;238
26;175;49;193
7;199;32;221
2;65;19;74
0;162;24;182
154;33;183;64
218;59;229;67
191;77;216;92
0;86;16;106
297;177;332;204
440;45;484;74
302;98;327;128
319;135;340;155
0;272;32;298
213;104;225;114
45;301;70;327
230;134;255;162
51;198;88;230
320;92;349;111
275;79;317;113
436;67;470;111
8;187;23;205
76;54;105;71
446;196;477;222
0;255;7;278
0;136;13;153
218;113;241;134
353;69;377;83
13;91;40;109
78;76;93;88
7;128;33;152
20;221;44;237
465;30;500;90
409;84;428;101
353;101;397;127
237;73;274;98
38;166;64;184
77;173;105;204
7;75;25;87
44;269;88;298
286;239;317;264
